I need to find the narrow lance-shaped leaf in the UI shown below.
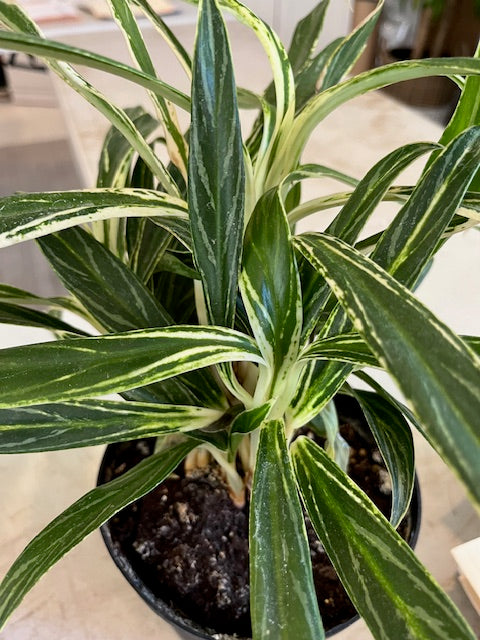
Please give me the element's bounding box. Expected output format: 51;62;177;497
318;0;384;91
299;332;381;368
292;129;480;426
0;440;195;631
38;226;171;333
250;420;324;640
0;399;222;453
188;0;245;327
292;437;477;640
0;326;264;408
295;233;480;508
0;189;191;249
352;389;415;528
430;42;480;191
0;302;88;336
240;189;302;395
96;106;159;188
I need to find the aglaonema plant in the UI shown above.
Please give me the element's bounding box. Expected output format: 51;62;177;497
0;0;479;638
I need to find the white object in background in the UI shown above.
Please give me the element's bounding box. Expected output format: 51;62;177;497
451;538;480;616
17;0;80;22
78;0;176;19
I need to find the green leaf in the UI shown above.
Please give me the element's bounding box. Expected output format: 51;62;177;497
0;284;83;316
96;106;159;188
0;440;195;631
0;399;221;452
352;389;415;528
318;0;383;91
287;0;329;74
131;0;192;77
250;420;324;640
295;38;341;112
372;127;480;286
240;189;302;394
295;233;480;508
38;226;170;332
229;401;273;455
292;436;476;640
434;43;480;191
0;189;190;248
300;332;380;368
0;326;264;408
188;0;245;327
0;302;87;335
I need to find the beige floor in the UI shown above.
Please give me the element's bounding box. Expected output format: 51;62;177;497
0;30;479;640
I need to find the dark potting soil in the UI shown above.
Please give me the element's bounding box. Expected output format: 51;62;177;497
102;410;414;638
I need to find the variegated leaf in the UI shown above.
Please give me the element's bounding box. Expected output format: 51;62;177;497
0;189;190;249
300;332;380;368
188;0;244;328
0;440;195;631
250;420;324;640
301;142;438;341
0;399;221;452
295;233;480;507
38;226;170;332
0;326;264;408
292;436;476;640
318;0;383;91
352;389;415;528
96;106;159;188
240;189;302;395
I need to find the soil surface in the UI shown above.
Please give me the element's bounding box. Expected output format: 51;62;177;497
101;396;416;638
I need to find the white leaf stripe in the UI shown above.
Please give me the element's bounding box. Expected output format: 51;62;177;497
295;234;480;507
0;189;189;248
250;421;324;640
0;326;264;408
0;400;222;452
293;437;476;640
0;440;195;631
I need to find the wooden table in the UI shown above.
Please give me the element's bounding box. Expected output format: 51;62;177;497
0;15;479;640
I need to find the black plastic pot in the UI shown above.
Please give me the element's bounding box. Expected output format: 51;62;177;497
98;394;422;640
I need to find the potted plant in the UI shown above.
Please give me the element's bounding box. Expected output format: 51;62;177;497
0;0;479;638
